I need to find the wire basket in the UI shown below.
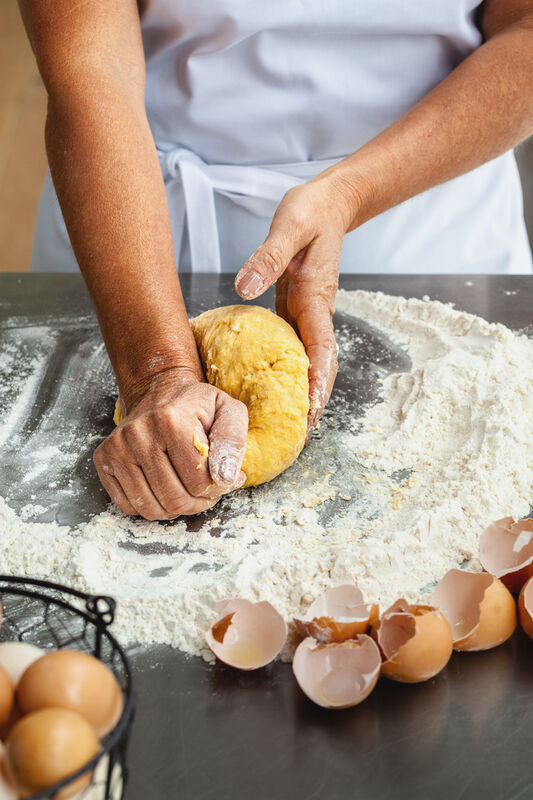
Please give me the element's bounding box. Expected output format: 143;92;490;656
0;575;135;800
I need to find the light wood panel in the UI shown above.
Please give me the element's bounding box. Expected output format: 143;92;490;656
0;2;48;272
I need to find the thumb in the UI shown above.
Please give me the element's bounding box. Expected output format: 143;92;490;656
208;393;249;487
235;220;309;301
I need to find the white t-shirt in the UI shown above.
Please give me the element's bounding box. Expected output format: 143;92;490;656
31;0;532;274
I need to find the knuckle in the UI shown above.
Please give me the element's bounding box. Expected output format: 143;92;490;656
165;495;197;516
133;498;161;521
284;207;308;233
93;449;115;477
141;510;161;521
227;396;248;423
121;420;146;451
184;473;214;499
153;405;189;441
258;244;286;276
159;488;188;515
93;448;104;469
156;403;181;428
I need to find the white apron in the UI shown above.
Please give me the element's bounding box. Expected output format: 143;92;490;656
31;0;532;274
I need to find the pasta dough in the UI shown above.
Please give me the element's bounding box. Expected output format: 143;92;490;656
191;305;309;487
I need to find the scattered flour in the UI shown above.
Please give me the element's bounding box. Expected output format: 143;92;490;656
1;290;532;662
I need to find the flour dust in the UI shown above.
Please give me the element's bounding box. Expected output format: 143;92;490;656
1;291;532;662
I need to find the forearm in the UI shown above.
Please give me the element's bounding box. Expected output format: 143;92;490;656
320;15;533;230
46;84;202;405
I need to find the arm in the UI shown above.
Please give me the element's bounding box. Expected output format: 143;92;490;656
20;0;247;518
235;0;533;432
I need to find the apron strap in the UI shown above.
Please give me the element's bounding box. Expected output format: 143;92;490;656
158;147;326;273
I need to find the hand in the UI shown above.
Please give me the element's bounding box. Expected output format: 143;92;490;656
234;173;358;439
93;369;248;519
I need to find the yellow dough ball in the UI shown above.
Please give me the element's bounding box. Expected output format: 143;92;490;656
191;305;309;486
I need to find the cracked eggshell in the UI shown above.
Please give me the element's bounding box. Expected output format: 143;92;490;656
292;635;381;709
431;569;516;651
479;517;533;593
372;600;453;683
206;599;287;670
294;584;379;644
518;575;533;639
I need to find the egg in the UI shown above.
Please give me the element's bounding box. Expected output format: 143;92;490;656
292;634;381;709
431;569;516;651
0;666;14;731
17;650;123;738
5;708;99;799
0;642;44;687
294;584;379;644
371;599;453;683
0;744;17;800
206;599;287;670
479;516;533;593
518;575;533;639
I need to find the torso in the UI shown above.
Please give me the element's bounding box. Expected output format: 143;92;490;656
140;0;484;164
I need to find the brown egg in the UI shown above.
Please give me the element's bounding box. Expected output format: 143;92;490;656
372;600;453;683
294;584;379;644
292;634;381;709
518;575;533;639
0;666;14;731
17;650;123;738
479;516;533;593
206;599;287;670
5;708;99;799
0;743;18;800
431;569;516;651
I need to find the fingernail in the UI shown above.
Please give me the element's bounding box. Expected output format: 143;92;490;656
218;456;239;485
236;269;264;299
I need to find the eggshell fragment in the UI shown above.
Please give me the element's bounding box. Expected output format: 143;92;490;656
479;517;533;593
17;650;123;738
372;600;453;683
518;575;533;639
0;744;17;800
5;708;99;799
292;634;381;709
0;642;44;687
431;569;516;651
294;585;379;644
206;599;287;670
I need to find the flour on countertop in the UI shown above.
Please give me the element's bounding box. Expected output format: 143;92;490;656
1;290;532;662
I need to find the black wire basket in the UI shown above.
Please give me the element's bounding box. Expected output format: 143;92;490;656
0;575;135;800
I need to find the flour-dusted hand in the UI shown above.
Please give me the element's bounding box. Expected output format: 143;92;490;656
234;175;359;438
94;369;248;519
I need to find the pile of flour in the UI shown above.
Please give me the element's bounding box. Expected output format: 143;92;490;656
0;290;532;661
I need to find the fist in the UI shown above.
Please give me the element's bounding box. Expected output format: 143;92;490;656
94;370;248;519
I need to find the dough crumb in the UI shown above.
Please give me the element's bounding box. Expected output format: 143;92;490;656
193;432;209;459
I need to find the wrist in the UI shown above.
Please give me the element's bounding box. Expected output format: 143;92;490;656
312;159;376;234
117;350;204;413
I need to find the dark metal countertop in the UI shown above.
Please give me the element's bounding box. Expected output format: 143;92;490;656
1;273;533;800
